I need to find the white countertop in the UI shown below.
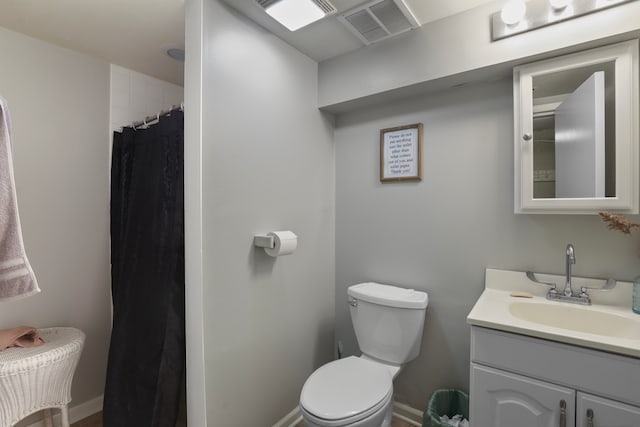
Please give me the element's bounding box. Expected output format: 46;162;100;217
467;269;640;358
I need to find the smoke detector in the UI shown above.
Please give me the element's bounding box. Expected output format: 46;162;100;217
338;0;418;45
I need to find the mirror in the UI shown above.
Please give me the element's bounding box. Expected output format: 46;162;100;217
513;40;638;214
532;63;614;199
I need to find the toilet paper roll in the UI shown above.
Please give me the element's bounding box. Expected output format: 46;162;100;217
264;231;297;257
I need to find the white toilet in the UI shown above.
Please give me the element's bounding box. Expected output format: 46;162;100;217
300;282;429;427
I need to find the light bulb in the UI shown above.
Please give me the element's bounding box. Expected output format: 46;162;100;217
549;0;571;10
501;0;527;25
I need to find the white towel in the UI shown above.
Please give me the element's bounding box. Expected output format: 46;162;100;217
0;96;39;301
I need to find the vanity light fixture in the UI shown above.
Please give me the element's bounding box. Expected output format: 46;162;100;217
549;0;571;10
492;0;637;41
257;0;337;31
501;0;527;25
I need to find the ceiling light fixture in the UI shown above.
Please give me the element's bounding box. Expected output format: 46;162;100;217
492;0;636;41
258;0;337;31
166;48;185;62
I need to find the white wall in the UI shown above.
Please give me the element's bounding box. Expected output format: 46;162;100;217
184;0;206;424
110;64;183;132
185;0;336;425
0;25;111;417
319;0;640;112
334;79;640;410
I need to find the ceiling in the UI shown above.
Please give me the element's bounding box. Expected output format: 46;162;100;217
222;0;494;62
0;0;493;87
0;0;185;86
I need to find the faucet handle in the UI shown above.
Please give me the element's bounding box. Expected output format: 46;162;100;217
525;271;559;294
579;278;616;296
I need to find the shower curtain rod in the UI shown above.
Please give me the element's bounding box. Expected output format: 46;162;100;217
131;102;184;130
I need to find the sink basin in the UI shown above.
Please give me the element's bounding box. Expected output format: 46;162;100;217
467;270;640;358
509;302;640;340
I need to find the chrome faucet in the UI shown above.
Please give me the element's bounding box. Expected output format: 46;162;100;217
563;244;576;296
526;243;617;305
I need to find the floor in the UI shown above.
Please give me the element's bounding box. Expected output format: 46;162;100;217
390;419;416;427
71;393;187;427
71;412;102;427
72;413;416;427
295;416;416;427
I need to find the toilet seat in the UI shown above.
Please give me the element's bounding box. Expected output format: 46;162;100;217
300;356;393;426
300;391;392;427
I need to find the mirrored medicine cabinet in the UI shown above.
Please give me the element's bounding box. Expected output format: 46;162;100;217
513;40;639;214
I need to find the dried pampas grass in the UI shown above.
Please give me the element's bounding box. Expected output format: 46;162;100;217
599;212;640;234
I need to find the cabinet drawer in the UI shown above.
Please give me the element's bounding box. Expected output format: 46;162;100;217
471;326;640;407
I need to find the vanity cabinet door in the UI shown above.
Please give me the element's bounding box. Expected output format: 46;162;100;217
577;392;640;427
471;364;575;427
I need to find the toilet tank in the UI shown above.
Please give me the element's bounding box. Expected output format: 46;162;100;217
348;282;428;365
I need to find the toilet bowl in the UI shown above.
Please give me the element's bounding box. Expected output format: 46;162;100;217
300;357;394;427
300;282;429;427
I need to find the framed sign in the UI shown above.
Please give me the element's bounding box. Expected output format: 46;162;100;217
380;123;423;182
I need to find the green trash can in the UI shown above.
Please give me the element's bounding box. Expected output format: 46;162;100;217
422;389;469;427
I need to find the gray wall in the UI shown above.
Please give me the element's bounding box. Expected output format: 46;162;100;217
0;25;111;411
334;79;640;410
188;0;336;425
319;0;640;110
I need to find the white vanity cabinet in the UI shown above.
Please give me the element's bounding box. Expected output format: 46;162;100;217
577;393;640;427
471;364;575;426
470;326;640;427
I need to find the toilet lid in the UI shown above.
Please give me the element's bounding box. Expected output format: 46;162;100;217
300;356;392;421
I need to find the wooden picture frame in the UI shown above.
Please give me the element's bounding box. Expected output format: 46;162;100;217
380;123;423;182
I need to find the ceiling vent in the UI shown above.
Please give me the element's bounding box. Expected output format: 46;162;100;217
338;0;418;45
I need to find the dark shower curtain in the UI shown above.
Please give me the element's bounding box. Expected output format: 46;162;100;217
104;109;185;427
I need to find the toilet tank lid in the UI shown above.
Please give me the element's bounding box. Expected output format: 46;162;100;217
348;282;428;309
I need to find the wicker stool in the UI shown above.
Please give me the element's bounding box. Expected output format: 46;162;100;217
0;327;85;427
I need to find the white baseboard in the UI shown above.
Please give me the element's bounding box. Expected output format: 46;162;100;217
272;400;423;427
392;401;423;426
26;395;103;427
272;406;303;427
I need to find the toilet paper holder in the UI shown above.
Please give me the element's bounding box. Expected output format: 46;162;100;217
253;234;275;249
253;231;298;256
